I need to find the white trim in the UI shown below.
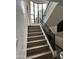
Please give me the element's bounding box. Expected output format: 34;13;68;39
28;32;42;35
27;51;51;59
27;39;45;44
27;44;48;50
27;35;44;38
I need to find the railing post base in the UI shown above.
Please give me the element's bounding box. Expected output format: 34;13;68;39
52;51;57;57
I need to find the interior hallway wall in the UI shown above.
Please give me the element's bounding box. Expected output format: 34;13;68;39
49;25;63;49
16;0;28;59
45;4;63;49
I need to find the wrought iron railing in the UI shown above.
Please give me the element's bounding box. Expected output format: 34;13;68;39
40;18;56;51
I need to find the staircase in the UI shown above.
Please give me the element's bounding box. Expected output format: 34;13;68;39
27;25;53;59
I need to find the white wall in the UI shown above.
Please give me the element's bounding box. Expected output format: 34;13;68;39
44;2;58;23
55;36;63;49
16;0;28;59
49;26;57;33
46;5;63;26
50;26;63;49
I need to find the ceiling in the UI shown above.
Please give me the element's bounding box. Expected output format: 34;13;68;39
31;0;48;4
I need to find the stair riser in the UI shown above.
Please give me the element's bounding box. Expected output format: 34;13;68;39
27;40;46;48
27;36;44;41
28;27;40;29
28;27;40;30
28;26;40;27
28;28;40;31
28;33;43;37
28;30;41;33
27;46;50;56
33;53;52;59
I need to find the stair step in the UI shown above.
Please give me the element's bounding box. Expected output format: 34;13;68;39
27;26;53;59
28;29;41;33
28;28;41;30
27;44;50;56
27;39;46;48
27;51;52;59
27;35;44;41
33;52;53;59
28;26;40;27
28;26;40;29
28;32;43;37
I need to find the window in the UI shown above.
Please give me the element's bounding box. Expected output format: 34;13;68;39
30;1;47;24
